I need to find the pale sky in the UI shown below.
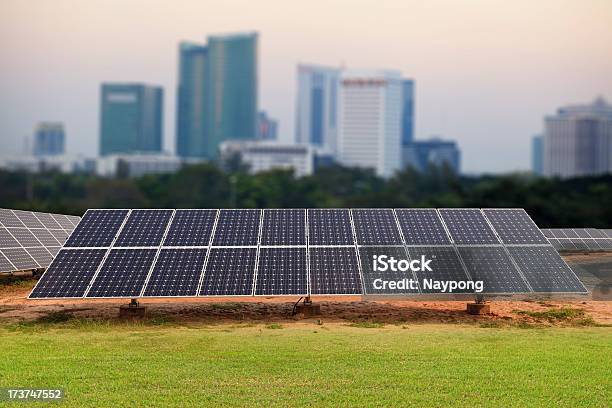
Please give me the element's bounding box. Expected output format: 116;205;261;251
1;0;611;173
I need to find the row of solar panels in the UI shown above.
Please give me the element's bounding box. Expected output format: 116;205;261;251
0;209;80;273
542;229;612;252
30;208;587;299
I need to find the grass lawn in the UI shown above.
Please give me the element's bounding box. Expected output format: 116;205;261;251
0;320;610;407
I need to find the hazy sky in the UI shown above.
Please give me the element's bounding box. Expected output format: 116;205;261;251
1;0;611;173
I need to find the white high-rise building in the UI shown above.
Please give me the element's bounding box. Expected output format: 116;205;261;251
337;70;403;177
295;64;340;154
544;97;612;178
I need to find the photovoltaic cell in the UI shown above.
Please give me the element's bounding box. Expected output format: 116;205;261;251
199;248;257;296
13;210;45;228
260;209;305;246
49;229;69;244
0;209;26;227
163;210;217;247
309;247;361;295
352;209;403;246
65;210;128;247
458;247;529;293
114;210;173;247
86;249;157;297
28;229;61;246
540;229;554;239
143;249;207;297
0;248;39;270
0;227;20;248
439;209;499;245
255;248;307;295
307;209;354;246
47;247;61;256
29;249;107;298
508;247;587;293
406;246;473;293
51;214;76;230
395;209;451;245
482;209;549;245
212;210;261;246
358;246;420;295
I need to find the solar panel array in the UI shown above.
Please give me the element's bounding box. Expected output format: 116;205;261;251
0;209;80;273
30;208;587;299
541;228;612;252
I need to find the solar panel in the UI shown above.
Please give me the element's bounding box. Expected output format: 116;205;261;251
86;249;157;297
0;227;20;248
439;209;499;245
25;247;54;266
114;210;173;247
65;210;128;248
142;249;207;297
406;246;473;293
547;238;562;250
47;247;61;256
6;228;42;247
603;229;612;238
352;209;403;246
508;247;587;292
261;209;306;246
199;248;257;296
0;209;26;227
163;210;217;247
585;228;606;239
29;249;107;298
482;209;548;245
51;214;76;230
307;209;354;246
212;209;261;246
28;229;61;246
13;210;45;228
458;247;530;293
540;229;554;239
395;209;451;245
309;247;362;295
255;248;307;295
0;248;39;270
358;246;420;295
0;252;15;272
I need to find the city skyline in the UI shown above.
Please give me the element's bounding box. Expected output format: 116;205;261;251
1;0;611;173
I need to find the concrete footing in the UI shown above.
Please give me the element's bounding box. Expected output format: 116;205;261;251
467;302;490;315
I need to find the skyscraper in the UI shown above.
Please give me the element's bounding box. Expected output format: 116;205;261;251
544;97;612;178
295;64;340;154
402;137;461;173
33;122;65;156
175;32;258;160
100;83;163;156
531;134;543;175
401;79;415;145
257;111;278;140
337;70;403;177
176;42;208;158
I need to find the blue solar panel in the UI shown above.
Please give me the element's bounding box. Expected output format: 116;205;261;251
29;249;107;298
483;209;549;245
212;210;261;246
358;246;420;295
261;209;305;246
458;247;529;293
406;246;473;293
65;210;128;247
163;210;217;247
395;209;451;245
307;209;354;245
439;209;499;245
142;249;207;297
309;247;361;295
114;210;173;247
352;209;403;246
199;248;257;296
255;248;307;295
86;249;156;297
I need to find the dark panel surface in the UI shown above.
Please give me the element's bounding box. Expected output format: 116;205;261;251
261;209;306;246
352;209;403;246
309;247;361;295
212;210;261;246
483;209;548;245
406;246;473;293
308;209;354;246
163;210;217;247
143;249;207;297
86;249;157;297
439;209;499;245
395;209;451;245
65;210;129;247
358;246;420;295
114;210;173;247
255;248;307;295
458;247;529;293
199;248;257;296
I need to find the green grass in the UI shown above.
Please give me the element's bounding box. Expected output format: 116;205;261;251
513;307;607;326
0;322;610;407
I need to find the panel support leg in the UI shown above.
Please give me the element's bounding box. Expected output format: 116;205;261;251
119;298;146;319
467;295;490;315
293;296;321;317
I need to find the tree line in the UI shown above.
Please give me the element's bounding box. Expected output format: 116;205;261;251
0;163;610;228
